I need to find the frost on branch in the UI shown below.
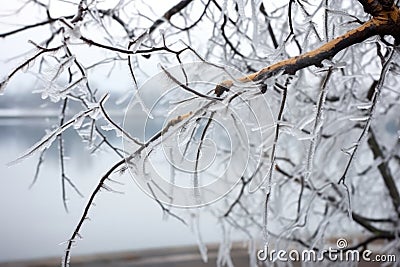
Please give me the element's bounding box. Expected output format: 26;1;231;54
123;62;276;208
2;0;400;266
8;95;109;166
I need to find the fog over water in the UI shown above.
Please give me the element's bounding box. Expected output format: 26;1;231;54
0;117;227;262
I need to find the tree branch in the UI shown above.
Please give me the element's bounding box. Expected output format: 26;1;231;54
149;0;194;34
215;5;400;96
368;129;400;216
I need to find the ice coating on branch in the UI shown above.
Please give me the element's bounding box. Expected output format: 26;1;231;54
130;30;149;53
88;106;101;120
7;104;101;166
51;56;75;81
356;102;373;110
61;254;70;267
77;125;97;146
339;183;353;219
100;124;116;131
130;91;154;119
251;0;262;47
296;113;317;130
278;122;313;140
0;0;397;264
304;70;331;182
20;55;37;73
235;0;246;18
217;221;234;267
8;130;58;166
128;151;152;183
33;56;81;103
100;123;123;138
321;59;347;69
73;115;85;129
64;21;82;40
222;0;228;17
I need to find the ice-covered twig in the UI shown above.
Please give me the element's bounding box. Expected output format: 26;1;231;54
98;99;143;146
62;103;197;266
0;42;63;94
8;94;109;166
29;148;47;189
338;48;394;184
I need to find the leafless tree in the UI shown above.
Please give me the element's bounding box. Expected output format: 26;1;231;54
1;0;400;266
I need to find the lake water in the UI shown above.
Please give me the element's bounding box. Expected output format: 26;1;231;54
0;117;226;263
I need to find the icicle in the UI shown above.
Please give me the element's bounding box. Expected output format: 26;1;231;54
51;56;75;82
322;59;346;69
221;0;229;19
101;124;116;131
130;91;154;119
61;77;87;96
251;123;275;133
356;103;372;110
339;183;352;219
21;56;37;73
216;219;235;267
130;30;149;53
297;114;316;130
65;23;82;40
88;107;101;120
192;213;208;263
116;90;133;105
349;116;370;122
341;144;357;156
251;0;262;47
235;0;246;18
77;127;93;144
101;123;124;138
73;115;85;129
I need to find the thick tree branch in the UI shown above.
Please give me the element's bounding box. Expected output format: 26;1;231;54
215;5;400;96
352;212;394;236
358;0;395;16
359;0;386;16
